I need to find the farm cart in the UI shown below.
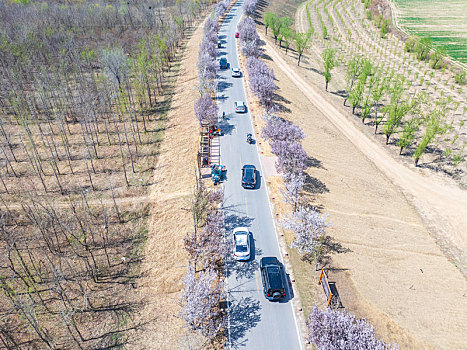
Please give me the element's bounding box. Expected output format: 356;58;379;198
211;164;226;185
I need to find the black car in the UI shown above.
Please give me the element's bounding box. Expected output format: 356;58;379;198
217;40;222;48
260;257;286;301
241;165;256;189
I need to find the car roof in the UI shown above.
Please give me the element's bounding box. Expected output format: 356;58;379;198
235;101;244;105
234;233;248;245
243;164;255;170
267;267;284;290
232;67;239;71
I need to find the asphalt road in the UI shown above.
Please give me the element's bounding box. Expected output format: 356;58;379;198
216;2;302;349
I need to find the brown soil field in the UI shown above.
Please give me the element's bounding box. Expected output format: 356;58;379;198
247;1;467;349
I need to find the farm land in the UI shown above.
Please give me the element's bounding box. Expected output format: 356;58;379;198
392;0;467;64
254;0;467;348
1;0;466;348
0;0;212;348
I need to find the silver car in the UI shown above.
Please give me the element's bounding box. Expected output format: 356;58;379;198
234;101;246;113
233;227;251;261
231;67;242;77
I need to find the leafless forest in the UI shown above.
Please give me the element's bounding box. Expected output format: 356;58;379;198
0;0;211;348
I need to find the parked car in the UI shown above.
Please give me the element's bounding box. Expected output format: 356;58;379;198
219;57;228;69
217;40;222;48
235;32;239;38
231;67;242;77
233;227;251;261
260;257;286;301
234;101;246;113
241;164;256;189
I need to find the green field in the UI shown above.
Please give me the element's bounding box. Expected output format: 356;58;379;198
393;0;467;64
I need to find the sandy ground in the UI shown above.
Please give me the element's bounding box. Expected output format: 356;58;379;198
254;23;467;350
128;21;204;350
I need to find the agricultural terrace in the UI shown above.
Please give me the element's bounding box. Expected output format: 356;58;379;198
0;0;212;348
392;0;467;65
295;0;467;186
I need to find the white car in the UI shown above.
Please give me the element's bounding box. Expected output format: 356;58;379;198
231;67;242;77
233;227;251;261
234;101;246;113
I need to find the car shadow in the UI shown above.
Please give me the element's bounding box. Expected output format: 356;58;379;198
283;271;295;302
254;170;261;190
227;296;262;348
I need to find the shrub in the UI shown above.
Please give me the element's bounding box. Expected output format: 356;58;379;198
455;69;466;85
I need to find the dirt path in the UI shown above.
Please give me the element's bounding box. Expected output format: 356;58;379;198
258;30;467;350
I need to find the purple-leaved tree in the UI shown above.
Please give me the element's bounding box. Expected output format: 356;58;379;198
243;0;257;17
307;305;399;350
204;18;219;34
179;267;225;340
270;140;308;174
194;94;218;125
239;17;260;44
200;42;217;63
214;1;227;19
281;205;329;258
246;57;277;110
242;40;261;58
262;114;305;142
200;210;228;267
184;209;228;270
280;172;305;211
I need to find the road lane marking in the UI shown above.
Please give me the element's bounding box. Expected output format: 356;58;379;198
244;197;248;216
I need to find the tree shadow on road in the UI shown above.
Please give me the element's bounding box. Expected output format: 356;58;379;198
223;212;254;233
228;296;262;348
